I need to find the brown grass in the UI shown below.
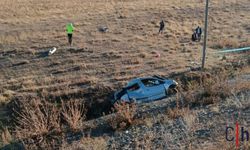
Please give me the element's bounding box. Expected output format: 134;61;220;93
178;68;250;106
211;38;239;49
13;98;88;140
109;102;137;130
62;136;107;150
167;106;191;120
14;99;61;139
61;100;86;131
0;90;15;105
0;96;7;105
1;128;12;146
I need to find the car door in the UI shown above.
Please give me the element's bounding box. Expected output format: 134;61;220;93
126;83;146;102
141;78;166;101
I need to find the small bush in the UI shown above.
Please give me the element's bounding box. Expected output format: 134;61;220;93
0;95;7;105
182;74;231;105
1;127;12;145
0;90;15;105
109;102;136;130
61;100;86;131
180;68;250;106
14;99;61;139
167;107;191;119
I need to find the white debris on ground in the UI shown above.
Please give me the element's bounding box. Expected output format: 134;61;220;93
49;47;57;55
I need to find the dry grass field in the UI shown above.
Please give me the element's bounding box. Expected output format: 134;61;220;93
0;0;249;105
0;0;249;149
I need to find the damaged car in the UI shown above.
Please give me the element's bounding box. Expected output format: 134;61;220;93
112;75;178;104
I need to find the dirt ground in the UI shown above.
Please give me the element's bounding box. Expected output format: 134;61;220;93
0;0;249;91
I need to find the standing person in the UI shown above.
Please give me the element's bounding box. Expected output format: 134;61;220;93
195;26;202;35
159;20;165;34
66;23;74;46
195;26;202;41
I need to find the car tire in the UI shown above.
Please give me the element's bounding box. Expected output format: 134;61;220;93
130;98;136;103
166;85;177;95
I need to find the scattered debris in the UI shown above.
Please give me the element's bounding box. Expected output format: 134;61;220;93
152;51;161;58
48;47;57;55
98;26;109;33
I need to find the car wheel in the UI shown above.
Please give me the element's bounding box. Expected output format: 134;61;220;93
130;98;137;103
166;85;177;95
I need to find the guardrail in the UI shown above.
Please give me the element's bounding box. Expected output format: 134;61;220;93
215;47;250;53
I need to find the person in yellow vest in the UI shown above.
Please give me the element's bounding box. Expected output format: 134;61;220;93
66;23;74;46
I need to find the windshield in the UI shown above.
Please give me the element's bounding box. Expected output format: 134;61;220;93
141;78;163;87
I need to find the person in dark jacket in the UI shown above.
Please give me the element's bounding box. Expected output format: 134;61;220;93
192;26;202;42
195;26;202;35
159;20;165;34
195;26;202;41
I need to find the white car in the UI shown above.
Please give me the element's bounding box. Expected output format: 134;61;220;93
112;76;178;104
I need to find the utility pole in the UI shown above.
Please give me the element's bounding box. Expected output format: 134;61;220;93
202;0;209;69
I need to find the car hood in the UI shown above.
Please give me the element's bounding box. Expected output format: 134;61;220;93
163;79;178;85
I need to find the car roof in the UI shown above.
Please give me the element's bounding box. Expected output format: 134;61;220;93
126;77;157;87
126;78;140;87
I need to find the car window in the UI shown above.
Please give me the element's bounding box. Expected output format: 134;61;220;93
127;83;140;92
141;79;163;87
